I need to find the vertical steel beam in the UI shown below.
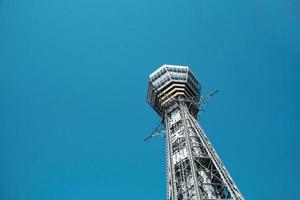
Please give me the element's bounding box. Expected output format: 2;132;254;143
179;101;203;200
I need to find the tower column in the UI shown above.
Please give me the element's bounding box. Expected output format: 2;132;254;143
147;65;244;200
179;100;203;200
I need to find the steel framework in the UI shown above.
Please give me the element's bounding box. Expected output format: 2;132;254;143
147;65;244;200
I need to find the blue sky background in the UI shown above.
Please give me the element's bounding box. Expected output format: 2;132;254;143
0;0;299;199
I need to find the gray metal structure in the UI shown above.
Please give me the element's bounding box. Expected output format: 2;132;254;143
147;65;244;200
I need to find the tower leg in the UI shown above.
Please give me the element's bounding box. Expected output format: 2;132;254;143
165;101;244;200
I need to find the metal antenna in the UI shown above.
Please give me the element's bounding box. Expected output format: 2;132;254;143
199;90;219;112
144;119;166;141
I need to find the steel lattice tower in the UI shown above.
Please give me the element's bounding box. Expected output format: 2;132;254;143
147;65;244;200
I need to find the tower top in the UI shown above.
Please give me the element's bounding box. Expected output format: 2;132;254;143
147;64;201;117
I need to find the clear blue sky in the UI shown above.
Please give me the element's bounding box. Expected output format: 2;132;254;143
0;0;299;199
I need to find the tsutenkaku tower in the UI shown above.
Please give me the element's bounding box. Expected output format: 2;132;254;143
147;65;244;200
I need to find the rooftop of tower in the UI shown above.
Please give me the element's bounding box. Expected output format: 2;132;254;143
147;64;201;116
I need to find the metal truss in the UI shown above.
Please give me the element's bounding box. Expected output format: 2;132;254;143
146;65;244;200
164;98;244;200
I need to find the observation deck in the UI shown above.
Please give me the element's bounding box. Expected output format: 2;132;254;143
147;64;201;117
